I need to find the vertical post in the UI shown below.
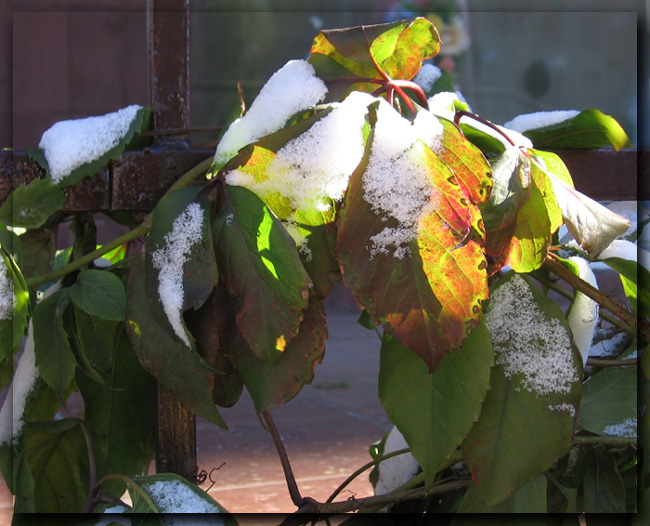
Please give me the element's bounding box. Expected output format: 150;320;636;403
148;0;198;480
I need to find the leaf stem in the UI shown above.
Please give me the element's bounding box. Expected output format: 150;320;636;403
454;110;516;147
262;409;304;507
587;357;637;367
25;221;150;289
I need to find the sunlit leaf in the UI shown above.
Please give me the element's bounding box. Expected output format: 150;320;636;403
521;109;633;151
462;273;582;507
309;18;440;101
481;147;553;272
0;179;66;230
337;139;487;372
126;255;225;428
24;418;88;512
379;321;493;486
213;185;310;364
547;172;630;257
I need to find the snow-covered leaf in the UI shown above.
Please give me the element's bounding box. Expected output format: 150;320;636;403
146;188;217;349
37;105;150;187
0;249;29;360
513;109;633;151
0;179;66;229
462;273;581;507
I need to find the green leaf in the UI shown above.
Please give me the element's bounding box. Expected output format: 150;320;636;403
378;320;493;486
0;250;30;360
0;178;66;229
0;225;23;264
337;138;488;372
458;474;547;512
32;288;76;398
146;187;218;347
76;327;156;497
583;444;627;512
579;365;637;436
213;185;310;364
42;105;151;187
126;254;226;428
462;273;582;507
521;109;633;151
481;147;553;272
24;418;89;512
129;473;234;517
69;269;126;322
18;228;57;281
0;446;36;512
311;18;439;83
73;307;118;373
227;295;327;411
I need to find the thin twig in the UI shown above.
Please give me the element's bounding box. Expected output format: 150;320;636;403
80;421;98;513
573;435;637;447
454;110;516;147
544;254;647;343
262;410;304;507
587;357;637;367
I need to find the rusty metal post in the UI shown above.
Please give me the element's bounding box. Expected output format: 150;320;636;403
148;0;198;480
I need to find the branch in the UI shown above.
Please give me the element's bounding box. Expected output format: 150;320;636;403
587;357;637;367
573;435;637;448
454;110;516;147
262;410;304;507
544;254;648;344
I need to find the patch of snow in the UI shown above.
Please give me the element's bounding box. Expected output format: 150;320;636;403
485;274;579;396
226;90;375;214
428;91;461;121
151;203;205;347
0;283;61;446
503;110;580;133
602;417;637;438
598;239;644;266
143;479;224;516
214;60;328;167
413;63;442;92
375;426;420;496
39;105;142;184
566;257;599;367
548;403;576;418
363;100;444;258
0;256;15;320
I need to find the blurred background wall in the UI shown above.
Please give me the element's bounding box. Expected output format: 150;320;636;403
3;0;644;151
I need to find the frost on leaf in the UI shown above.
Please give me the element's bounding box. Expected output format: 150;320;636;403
226;90;375;216
39;105;143;184
142;479;224;515
602;417;637;438
362;99;443;258
151;203;205;347
214;59;328;169
485;274;579;396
